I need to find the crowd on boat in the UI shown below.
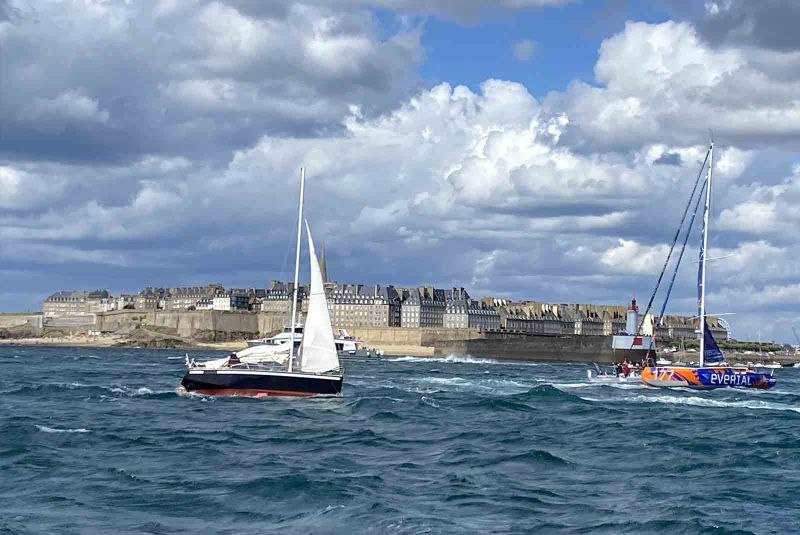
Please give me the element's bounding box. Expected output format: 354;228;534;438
613;360;643;378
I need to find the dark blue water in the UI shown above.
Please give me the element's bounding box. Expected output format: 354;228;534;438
2;346;799;534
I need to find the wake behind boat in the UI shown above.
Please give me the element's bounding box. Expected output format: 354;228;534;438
181;169;343;397
640;141;775;390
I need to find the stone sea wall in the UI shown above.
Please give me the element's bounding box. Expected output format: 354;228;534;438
95;310;286;339
55;311;633;362
434;333;616;363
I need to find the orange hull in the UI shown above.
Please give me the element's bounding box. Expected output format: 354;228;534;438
642;366;776;389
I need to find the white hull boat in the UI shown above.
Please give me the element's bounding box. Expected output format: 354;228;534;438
587;369;642;384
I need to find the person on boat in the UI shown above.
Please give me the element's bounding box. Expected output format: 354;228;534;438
621;362;631;377
615;363;623;376
228;352;240;366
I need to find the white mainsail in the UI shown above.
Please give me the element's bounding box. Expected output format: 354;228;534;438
299;222;340;373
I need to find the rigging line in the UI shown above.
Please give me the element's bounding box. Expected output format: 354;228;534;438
636;146;711;334
657;177;707;321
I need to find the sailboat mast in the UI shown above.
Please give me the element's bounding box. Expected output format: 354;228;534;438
288;167;305;373
699;142;713;367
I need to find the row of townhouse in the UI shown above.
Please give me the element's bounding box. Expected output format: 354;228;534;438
487;299;729;341
42;284;730;341
489;300;630;337
443;288;501;330
43;285;260;316
255;283;500;331
42;289;113;317
655;314;729;341
400;286;502;330
326;283;401;329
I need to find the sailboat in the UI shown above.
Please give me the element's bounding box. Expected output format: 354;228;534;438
641;142;776;390
180;169;344;397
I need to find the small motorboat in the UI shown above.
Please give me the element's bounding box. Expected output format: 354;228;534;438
587;364;641;384
334;330;383;359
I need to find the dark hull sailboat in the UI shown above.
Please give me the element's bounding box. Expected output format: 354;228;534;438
181;368;343;397
180;169;344;398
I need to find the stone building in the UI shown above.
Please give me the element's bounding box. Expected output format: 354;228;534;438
656;315;729;341
443;299;469;329
496;305;537;333
219;288;260;311
164;284;224;310
486;299;554;335
43;289;111;317
195;297;213;310
260;281;305;315
550;304;576;334
401;286;446;328
602;307;628;335
443;288;471;329
116;294;136;310
135;288;165;310
212;294;249;311
566;304;603;336
468;300;500;331
656;315;697;340
327;283;401;329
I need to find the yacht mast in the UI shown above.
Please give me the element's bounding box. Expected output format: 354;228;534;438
699;142;713;367
288;167;305;373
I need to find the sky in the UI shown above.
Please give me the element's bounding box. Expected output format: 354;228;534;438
1;0;800;343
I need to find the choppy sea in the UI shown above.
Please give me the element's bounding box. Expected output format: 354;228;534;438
1;346;799;534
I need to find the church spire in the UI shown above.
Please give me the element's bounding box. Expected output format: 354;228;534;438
319;241;328;283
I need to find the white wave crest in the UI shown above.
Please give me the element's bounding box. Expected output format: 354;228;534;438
416;376;472;386
387;355;541;366
600;394;800;413
104;385;166;397
36;425;90;433
421;396;440;408
175;387;214;400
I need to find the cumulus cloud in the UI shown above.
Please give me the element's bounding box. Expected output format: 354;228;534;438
598;240;671;275
3;5;800;341
319;0;574;22
27;90;110;124
1;0;424;164
695;0;800;52
718;165;800;238
548;20;800;151
0;166;66;211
